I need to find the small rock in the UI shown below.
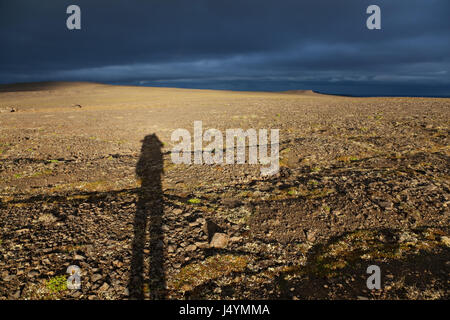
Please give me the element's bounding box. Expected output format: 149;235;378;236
186;244;197;251
379;201;393;210
3;274;13;282
305;230;317;242
181;284;193;292
98;282;110;291
173;208;183;215
74;254;85;261
38;214;57;224
91;274;102;283
12;289;21;299
195;242;209;249
230;236;242;243
113;260;123;268
399;232;417;244
222;198;242;208
210;233;229;249
196;217;206;224
27;270;39;278
441;236;450;247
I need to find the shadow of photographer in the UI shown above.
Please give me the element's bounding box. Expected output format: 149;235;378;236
128;134;166;299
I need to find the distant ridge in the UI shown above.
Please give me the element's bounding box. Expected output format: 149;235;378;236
281;90;322;96
0;81;106;92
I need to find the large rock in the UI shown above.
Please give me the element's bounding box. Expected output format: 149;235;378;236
210;233;229;249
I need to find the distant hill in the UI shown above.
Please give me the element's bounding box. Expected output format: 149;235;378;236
281;90;323;96
0;81;106;92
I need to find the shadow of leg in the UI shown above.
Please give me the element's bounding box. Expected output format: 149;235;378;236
129;204;147;299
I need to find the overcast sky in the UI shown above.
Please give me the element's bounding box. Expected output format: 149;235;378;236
1;0;449;96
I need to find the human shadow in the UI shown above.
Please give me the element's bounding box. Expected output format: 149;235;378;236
128;134;165;299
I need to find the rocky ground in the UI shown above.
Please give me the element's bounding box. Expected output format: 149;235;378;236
0;82;449;299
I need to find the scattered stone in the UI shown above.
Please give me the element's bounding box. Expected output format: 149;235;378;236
305;230;317;242
91;274;102;283
173;208;183;215
441;236;450;247
185;244;197;251
378;201;394;210
74;254;85;261
222;198;242;208
12;289;21;299
113;260;123;268
38;213;57;224
1;87;449;300
27;270;39;278
230;236;242;243
99;282;110;291
3;274;13;282
195;241;209;249
399;232;418;244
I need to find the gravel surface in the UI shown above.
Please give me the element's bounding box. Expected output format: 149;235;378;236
0;82;449;299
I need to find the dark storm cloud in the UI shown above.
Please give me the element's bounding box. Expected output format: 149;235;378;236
0;0;449;95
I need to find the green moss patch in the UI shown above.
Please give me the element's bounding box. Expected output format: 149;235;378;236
171;254;249;291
